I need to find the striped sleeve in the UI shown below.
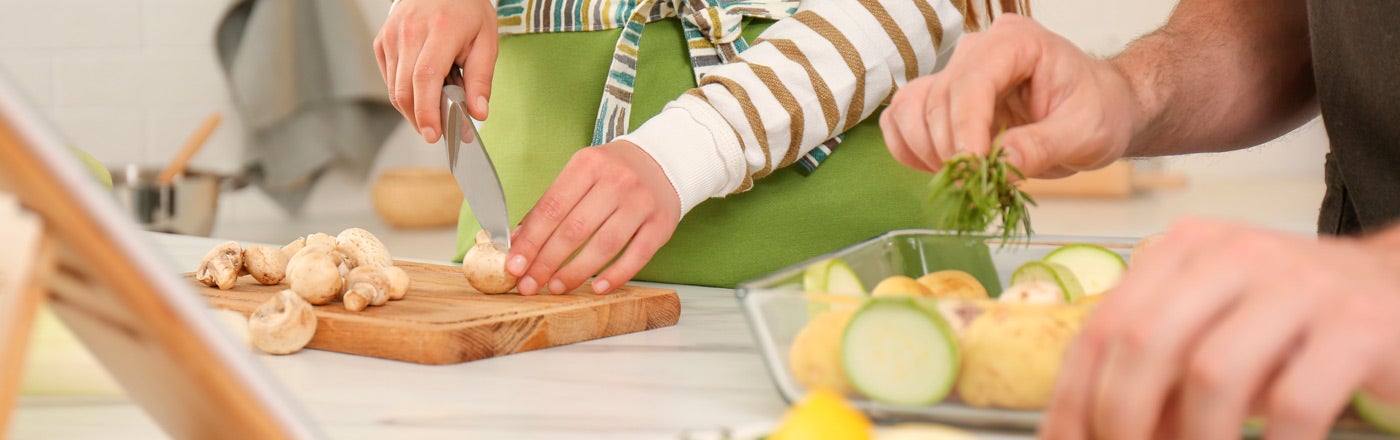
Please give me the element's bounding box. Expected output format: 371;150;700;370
618;0;965;215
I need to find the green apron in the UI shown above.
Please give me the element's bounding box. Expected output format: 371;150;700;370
455;18;934;287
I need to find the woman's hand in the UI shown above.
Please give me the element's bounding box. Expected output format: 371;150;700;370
504;141;681;295
880;14;1136;179
374;0;498;143
1042;218;1400;439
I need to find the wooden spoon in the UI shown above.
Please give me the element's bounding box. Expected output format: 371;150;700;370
156;112;223;186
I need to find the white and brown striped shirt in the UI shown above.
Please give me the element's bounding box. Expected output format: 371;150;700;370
617;0;966;214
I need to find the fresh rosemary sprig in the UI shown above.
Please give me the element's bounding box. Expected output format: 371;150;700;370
925;137;1036;245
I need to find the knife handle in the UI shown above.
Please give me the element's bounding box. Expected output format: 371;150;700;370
445;64;465;89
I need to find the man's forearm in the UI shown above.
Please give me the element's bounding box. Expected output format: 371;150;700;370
1111;0;1318;157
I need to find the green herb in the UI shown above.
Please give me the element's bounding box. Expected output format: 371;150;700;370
925;134;1036;245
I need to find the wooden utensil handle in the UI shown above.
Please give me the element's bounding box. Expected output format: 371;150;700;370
157;112;223;185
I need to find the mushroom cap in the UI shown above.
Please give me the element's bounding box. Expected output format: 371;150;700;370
337;228;392;270
248;290;317;355
462;242;517;294
243;245;289;285
197;241;244;290
383;265;411;300
287;251;343;305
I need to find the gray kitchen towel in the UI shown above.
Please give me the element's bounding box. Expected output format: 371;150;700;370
215;0;400;214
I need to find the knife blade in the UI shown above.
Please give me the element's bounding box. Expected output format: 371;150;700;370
442;67;511;248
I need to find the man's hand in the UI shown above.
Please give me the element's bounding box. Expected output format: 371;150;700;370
374;0;498;143
879;14;1136;179
1042;218;1400;439
504;141;681;295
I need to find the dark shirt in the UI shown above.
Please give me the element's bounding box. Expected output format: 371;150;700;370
1308;1;1400;235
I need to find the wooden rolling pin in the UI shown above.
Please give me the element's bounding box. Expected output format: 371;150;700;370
1017;160;1188;199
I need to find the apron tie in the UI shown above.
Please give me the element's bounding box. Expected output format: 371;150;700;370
592;0;840;175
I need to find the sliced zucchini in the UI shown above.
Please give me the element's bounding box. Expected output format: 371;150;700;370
842;298;959;406
826;259;867;297
1043;244;1127;296
1010;261;1085;302
804;258;867;316
1355;391;1400;434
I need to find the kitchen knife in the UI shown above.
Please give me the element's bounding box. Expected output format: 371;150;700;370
442;66;510;247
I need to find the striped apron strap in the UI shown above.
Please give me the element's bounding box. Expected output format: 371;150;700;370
591;0;842;174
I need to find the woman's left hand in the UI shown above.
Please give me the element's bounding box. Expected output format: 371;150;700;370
504;141;681;295
1041;218;1400;439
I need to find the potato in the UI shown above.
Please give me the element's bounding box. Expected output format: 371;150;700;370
1073;293;1105;307
789;310;858;395
916;270;989;300
870;275;932;298
956;304;1088;409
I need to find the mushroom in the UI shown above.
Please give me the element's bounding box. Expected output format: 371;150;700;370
280;236;307;259
997;281;1066;305
248;290;317;355
196;241;244;290
287;250;343;305
384;265;410;300
343;266;393;311
286;243;338;275
243;245;289;285
336;228;393;270
461;231;516;294
305;233;345;265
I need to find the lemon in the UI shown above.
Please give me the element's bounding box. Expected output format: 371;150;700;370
770;388;872;440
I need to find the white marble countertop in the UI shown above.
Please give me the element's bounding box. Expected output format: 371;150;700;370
8;175;1326;439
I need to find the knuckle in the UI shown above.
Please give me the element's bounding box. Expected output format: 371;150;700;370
607;168;640;187
591;233;626;255
1078;317;1114;350
428;11;454;28
399;21;425;40
1185;356;1227;398
412;64;439;82
469;79;493;95
571;147;604;166
559;217;592;242
534;196;568;222
528;257;557;276
1117;322;1157;358
511;235;539;254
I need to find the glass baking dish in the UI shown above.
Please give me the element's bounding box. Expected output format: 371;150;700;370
736;229;1387;438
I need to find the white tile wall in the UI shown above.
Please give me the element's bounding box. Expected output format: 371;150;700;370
0;0;240;173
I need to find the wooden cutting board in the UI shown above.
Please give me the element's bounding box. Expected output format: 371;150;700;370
191;261;681;365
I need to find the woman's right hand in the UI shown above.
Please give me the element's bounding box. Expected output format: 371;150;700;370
375;0;498;143
879;14;1137;179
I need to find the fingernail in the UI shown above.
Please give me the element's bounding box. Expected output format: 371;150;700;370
548;279;566;295
422;127;438;143
507;255;526;275
475;96;488;118
518;276;537;295
592;279;611;294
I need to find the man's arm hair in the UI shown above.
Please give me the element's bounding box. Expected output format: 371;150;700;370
1113;0;1317;157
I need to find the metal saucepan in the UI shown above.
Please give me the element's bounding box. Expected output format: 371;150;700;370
109;164;249;237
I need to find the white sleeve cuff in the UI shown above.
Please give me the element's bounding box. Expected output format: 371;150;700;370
617;94;747;216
